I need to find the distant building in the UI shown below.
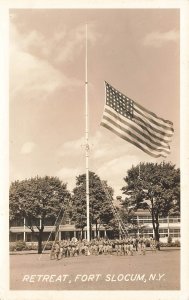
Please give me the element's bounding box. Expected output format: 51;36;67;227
9;209;180;242
127;209;180;242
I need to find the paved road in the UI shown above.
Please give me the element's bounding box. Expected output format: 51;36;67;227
10;249;180;290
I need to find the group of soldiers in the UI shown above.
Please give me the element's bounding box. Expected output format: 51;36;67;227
50;237;157;260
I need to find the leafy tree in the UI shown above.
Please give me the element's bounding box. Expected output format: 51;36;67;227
121;162;180;248
72;172;114;239
9;176;70;253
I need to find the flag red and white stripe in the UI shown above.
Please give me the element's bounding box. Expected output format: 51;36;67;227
100;82;174;158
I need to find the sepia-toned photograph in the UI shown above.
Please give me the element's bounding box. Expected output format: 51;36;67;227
8;7;181;292
0;1;188;300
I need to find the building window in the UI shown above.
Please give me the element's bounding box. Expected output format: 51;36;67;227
169;228;180;238
159;228;168;237
142;229;153;238
138;216;151;220
10;219;24;227
169;218;180;223
26;233;32;242
138;219;152;224
16;233;24;241
159;218;168;223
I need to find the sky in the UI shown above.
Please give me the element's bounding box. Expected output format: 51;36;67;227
9;9;180;198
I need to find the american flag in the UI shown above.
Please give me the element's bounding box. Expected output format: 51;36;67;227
101;82;174;158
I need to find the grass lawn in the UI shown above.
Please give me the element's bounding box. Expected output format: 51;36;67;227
10;248;180;290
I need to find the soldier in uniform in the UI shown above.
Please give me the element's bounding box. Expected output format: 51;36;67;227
75;240;79;256
94;239;99;255
150;238;156;253
98;238;103;255
115;238;122;256
69;240;75;257
59;240;64;259
123;238;128;255
54;242;60;260
79;240;85;255
103;239;108;255
107;239;113;255
119;238;124;255
135;237;139;252
50;243;55;260
138;237;142;255
129;238;134;256
132;237;137;254
141;237;146;255
84;240;90;256
114;239;119;255
67;241;71;257
64;240;70;257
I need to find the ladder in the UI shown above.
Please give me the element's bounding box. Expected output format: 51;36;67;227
39;197;71;259
101;181;129;238
51;197;71;245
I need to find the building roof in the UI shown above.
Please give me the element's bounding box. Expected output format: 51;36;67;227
133;209;151;216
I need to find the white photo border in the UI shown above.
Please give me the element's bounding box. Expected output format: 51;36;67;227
0;1;188;300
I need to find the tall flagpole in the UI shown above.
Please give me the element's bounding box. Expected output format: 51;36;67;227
85;24;90;242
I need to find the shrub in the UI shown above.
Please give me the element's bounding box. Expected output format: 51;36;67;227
9;242;16;251
159;242;169;247
44;241;53;250
145;239;150;247
174;239;180;247
171;240;180;247
167;235;172;244
9;241;53;252
159;241;181;248
25;242;38;250
15;241;27;251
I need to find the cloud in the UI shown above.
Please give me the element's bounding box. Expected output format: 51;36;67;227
56;167;81;192
143;30;179;47
55;129;161;196
57;131;129;160
11;21;99;66
90;130;136;161
20;142;36;154
55;131;139;196
54;24;99;64
54;26;85;64
96;154;140;196
10;23;82;101
10;49;73;100
96;152;157;197
57;136;86;158
56;129;148;168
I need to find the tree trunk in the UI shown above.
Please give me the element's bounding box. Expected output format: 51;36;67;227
95;221;98;238
37;231;43;254
90;222;92;240
154;226;159;240
150;199;160;250
154;223;160;250
81;228;84;240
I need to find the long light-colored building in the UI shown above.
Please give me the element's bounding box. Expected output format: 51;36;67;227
9;209;180;242
129;209;180;242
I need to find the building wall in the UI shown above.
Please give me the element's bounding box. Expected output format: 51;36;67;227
130;214;180;242
9;214;180;243
9;219;111;242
